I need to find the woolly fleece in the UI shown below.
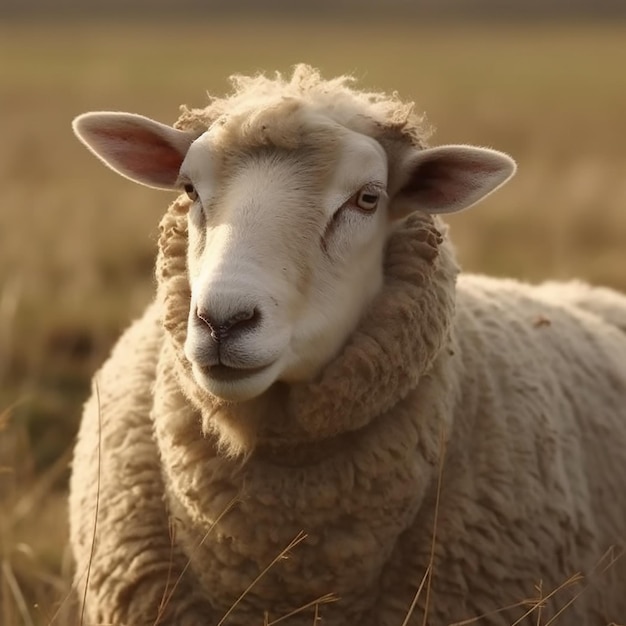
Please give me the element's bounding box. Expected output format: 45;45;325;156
69;69;626;626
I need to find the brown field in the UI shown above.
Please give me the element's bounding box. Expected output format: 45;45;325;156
0;17;625;625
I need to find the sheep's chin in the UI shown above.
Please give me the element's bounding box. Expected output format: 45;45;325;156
191;360;281;403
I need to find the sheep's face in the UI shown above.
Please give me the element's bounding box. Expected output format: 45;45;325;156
72;105;515;403
179;127;390;401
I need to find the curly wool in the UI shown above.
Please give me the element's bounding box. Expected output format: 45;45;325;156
71;198;460;625
157;200;461;622
152;196;626;625
175;64;431;155
70;193;626;626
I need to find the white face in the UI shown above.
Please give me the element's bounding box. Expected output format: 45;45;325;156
180;130;390;402
73;107;515;406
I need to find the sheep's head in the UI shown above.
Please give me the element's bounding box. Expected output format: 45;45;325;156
73;67;515;404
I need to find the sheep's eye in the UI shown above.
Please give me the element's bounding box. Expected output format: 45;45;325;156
355;187;380;212
184;183;198;202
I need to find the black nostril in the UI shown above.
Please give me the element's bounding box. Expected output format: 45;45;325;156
223;307;258;330
196;306;261;342
196;308;218;334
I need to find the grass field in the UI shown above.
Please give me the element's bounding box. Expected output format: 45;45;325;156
1;16;625;625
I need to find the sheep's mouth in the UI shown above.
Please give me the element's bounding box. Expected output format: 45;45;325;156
202;363;270;383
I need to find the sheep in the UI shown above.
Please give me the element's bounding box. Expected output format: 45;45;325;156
69;65;626;626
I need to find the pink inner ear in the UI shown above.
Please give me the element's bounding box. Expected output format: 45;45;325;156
407;157;480;204
401;153;503;210
92;125;185;188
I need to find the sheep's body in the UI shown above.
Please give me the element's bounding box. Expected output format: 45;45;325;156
70;67;626;625
70;200;626;626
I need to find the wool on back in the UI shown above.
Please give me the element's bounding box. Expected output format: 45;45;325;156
70;190;626;625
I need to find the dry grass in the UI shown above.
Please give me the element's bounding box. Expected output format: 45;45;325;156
0;15;625;626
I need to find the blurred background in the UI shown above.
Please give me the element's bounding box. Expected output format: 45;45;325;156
1;1;625;624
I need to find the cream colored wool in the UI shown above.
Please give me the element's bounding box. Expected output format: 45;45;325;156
70;70;626;626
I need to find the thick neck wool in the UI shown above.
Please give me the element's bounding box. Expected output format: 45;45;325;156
156;196;459;456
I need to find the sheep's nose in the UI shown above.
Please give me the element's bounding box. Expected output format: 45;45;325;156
196;305;260;342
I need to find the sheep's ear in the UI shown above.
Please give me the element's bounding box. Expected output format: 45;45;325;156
72;112;199;190
390;145;516;218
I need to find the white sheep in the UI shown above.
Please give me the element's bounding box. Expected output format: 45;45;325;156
69;65;626;626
